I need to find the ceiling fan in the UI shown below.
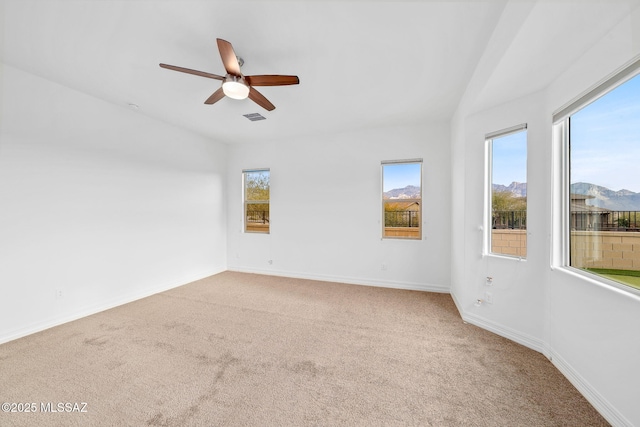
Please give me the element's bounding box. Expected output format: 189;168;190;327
160;38;299;111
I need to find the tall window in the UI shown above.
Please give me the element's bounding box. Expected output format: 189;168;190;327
243;169;270;233
555;61;640;291
382;160;422;239
486;125;527;258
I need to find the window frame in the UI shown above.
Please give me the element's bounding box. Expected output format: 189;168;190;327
381;159;423;240
552;55;640;295
484;124;528;259
243;168;270;234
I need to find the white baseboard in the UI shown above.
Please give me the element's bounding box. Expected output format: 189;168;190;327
450;291;545;353
549;351;633;427
451;292;632;427
461;311;546;354
228;266;450;293
0;267;226;345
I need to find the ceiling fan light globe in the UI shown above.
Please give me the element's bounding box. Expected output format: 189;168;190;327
222;80;250;100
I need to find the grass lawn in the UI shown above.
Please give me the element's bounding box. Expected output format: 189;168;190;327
585;268;640;290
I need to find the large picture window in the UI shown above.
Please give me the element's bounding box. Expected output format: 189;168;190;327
382;160;422;239
486;125;527;258
243;169;270;233
554;58;640;291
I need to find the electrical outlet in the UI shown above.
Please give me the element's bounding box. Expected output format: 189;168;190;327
381;263;387;271
484;291;493;304
56;289;63;299
486;276;493;286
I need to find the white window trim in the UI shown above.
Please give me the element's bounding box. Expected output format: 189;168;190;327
551;55;640;296
553;55;640;123
243;168;270;234
484;124;528;260
381;159;423;240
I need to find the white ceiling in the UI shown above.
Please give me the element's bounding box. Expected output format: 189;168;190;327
1;1;638;145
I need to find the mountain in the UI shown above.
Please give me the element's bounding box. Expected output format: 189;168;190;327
384;185;420;199
388;182;640;210
492;182;527;197
571;182;640;211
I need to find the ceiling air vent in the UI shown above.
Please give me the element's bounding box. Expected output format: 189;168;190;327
243;113;266;122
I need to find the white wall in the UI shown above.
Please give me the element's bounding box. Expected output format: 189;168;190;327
0;64;228;343
451;7;640;426
227;124;451;292
453;91;549;350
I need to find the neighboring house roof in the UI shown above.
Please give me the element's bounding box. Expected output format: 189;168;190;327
570;202;611;213
570;193;610;213
385;201;420;211
570;193;595;200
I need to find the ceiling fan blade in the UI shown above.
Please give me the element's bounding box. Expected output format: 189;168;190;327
159;63;224;80
248;87;275;111
245;75;300;86
216;38;242;76
204;87;225;105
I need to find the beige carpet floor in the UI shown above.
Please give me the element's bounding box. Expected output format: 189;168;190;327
0;271;608;426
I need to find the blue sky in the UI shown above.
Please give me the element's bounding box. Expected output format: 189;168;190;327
383;74;640;193
570;73;640;192
383;162;421;192
490;73;640;192
492;130;527;186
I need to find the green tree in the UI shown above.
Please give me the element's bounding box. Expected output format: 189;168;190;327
245;172;270;201
492;190;527;229
245;172;269;223
492;190;526;212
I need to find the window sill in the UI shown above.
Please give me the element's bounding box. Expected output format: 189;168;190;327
553;266;640;300
483;253;527;262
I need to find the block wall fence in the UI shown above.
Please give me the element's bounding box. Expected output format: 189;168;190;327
491;229;640;270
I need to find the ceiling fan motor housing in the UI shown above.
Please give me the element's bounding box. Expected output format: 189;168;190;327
222;74;250;99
